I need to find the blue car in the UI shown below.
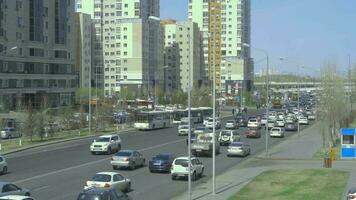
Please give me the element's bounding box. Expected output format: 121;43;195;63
148;153;175;173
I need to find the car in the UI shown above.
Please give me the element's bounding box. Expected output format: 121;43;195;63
0;182;30;197
178;125;194;136
346;187;356;200
218;130;240;146
149;153;175;173
227;142;251;157
235;116;248;127
307;114;316;120
270;127;284;137
0;196;35;200
111;150;145;170
225;120;238;129
247;118;261;129
90;134;122;155
205;118;221;129
285;123;298;131
267;120;275;129
285;117;295;124
84;172;131;193
203;117;212;126
298;117;309;125
0;128;21;139
171;157;204;181
245;128;261;138
275;119;285;127
260;117;267;126
77;187;131;200
0;156;7;175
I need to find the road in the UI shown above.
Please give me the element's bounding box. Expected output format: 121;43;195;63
1;109;314;200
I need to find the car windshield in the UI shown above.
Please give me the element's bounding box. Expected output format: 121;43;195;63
249;119;257;122
179;125;189;129
196;127;205;130
174;159;189;167
77;194;104;200
198;135;213;141
230;142;243;147
153;155;170;160
227;120;234;123
96;137;110;142
221;131;231;136
91;174;111;182
115;151;132;157
272;128;280;131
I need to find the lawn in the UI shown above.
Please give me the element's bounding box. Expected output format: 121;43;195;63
228;169;349;200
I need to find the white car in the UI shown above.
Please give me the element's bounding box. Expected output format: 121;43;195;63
247;119;260;129
267;120;275;129
270;127;284;137
285;117;295;124
203;117;212;126
178;125;194;136
218;130;240;145
0;196;35;200
171;157;204;181
298;117;309;125
225;120;238;129
0;156;7;175
307;114;316;120
260;117;267;126
84;172;131;193
90;134;121;155
275;119;285;127
227;142;251;157
205;119;221;129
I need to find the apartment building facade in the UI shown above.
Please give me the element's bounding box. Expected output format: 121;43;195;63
0;0;77;111
189;0;253;93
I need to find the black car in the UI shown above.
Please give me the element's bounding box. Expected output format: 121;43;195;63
149;153;175;173
285;123;298;131
77;187;131;200
235;116;248;127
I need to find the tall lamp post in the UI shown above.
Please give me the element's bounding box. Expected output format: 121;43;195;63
243;43;269;157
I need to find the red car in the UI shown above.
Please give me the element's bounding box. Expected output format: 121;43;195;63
245;128;261;138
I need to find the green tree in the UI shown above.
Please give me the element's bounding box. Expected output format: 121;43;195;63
191;86;211;107
35;111;46;140
171;90;188;105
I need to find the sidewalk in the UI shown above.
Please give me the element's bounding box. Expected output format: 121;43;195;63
172;121;356;200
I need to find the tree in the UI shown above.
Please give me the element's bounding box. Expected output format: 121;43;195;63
24;103;35;142
171;90;188;105
35;111;46;140
191;86;211;107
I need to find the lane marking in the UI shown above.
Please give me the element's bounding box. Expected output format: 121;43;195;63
13;138;185;184
32;185;50;192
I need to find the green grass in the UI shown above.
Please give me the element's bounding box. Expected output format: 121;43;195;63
228;169;349;200
0;125;129;153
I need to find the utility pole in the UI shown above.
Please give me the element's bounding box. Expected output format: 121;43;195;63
349;54;352;112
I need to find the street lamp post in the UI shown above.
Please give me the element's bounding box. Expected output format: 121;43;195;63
243;43;269;157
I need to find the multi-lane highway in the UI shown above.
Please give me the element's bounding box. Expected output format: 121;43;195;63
1;109;314;200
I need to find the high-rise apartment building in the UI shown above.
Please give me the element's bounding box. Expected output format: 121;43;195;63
189;0;253;93
161;20;203;92
77;0;162;97
0;0;77;111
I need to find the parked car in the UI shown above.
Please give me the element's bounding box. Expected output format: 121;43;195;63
77;187;131;200
218;130;240;146
178;125;194;136
245;128;261;138
285;123;298;131
0;128;21;139
90;134;122;155
84;172;131;193
171;157;204;181
111;150;145;170
149;153;175;173
270;127;284;138
346;187;356;200
0;156;7;175
298;117;309;125
227;142;251;157
225;120;238;129
0;196;35;200
0;182;30;197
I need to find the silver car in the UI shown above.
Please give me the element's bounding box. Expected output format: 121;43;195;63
0;156;7;175
0;182;30;197
111;150;145;170
0;128;21;139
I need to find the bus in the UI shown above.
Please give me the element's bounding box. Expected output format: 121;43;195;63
134;110;172;130
172;107;213;124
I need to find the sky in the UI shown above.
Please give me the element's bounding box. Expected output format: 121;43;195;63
160;0;356;76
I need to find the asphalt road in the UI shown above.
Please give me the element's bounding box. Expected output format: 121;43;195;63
1;109;314;200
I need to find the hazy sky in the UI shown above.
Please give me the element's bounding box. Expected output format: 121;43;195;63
160;0;356;76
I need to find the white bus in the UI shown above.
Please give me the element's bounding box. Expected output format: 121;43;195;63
134;110;172;130
172;107;213;124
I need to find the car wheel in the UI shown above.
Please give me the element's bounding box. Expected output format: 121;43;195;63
2;166;7;174
130;163;136;170
125;182;131;193
171;175;176;180
107;147;112;155
25;192;31;196
113;166;118;170
91;151;95;155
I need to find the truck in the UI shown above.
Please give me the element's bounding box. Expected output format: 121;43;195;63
191;132;220;157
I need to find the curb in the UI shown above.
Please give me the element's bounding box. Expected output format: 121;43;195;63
2;127;136;155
